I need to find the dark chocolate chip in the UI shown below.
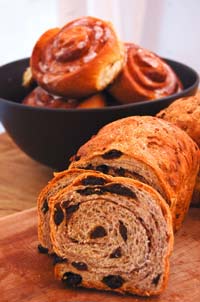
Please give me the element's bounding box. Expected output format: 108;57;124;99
66;203;80;219
105;183;136;198
81;176;106;186
41;199;49;214
102;275;125;289
152;273;162;286
62;272;82;287
114;167;125;176
102;149;123;159
77;187;104;196
72;261;88;271
53;254;67;265
37;244;48;254
90;226;107;239
96;164;109;174
110;247;122;258
119;220;128;242
54;203;64;226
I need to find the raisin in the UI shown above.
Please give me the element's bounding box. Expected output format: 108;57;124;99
102;149;123;159
53;254;67;265
85;164;94;170
110;247;122;258
96;164;109;174
114;167;125;176
37;244;49;254
62;200;69;208
54;204;64;225
62;272;82;287
102;275;124;289
81;176;106;186
41;199;49;214
77;187;104;196
90;226;107;239
66;203;80;219
152;274;161;286
72;261;88;271
74;155;81;161
119;221;128;242
105;183;136;198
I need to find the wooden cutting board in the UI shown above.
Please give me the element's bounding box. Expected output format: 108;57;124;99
0;133;53;217
0;207;200;302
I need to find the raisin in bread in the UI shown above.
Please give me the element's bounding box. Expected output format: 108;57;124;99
37;169;84;253
49;171;173;296
69;116;199;231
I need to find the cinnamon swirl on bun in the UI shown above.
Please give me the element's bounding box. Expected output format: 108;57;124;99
109;43;182;104
31;17;124;98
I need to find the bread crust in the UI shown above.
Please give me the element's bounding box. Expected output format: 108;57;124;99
70;116;199;231
157;92;200;147
37;169;84;252
31;17;124;98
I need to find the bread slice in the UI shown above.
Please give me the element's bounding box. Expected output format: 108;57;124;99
49;171;173;296
37;169;84;253
69;116;199;231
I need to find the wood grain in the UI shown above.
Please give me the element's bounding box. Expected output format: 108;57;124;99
0;133;53;217
0;207;199;302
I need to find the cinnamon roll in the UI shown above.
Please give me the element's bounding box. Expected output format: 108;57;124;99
22;86;106;109
108;43;182;104
31;17;124;98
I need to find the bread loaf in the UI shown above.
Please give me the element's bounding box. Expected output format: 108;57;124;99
70;116;199;231
157;93;200;206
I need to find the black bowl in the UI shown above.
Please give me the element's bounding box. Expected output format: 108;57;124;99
0;58;199;170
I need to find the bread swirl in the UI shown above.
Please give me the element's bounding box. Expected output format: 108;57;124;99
49;171;173;296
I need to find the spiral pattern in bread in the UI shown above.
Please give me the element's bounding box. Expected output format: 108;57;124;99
50;171;173;296
108;43;182;104
31;17;124;98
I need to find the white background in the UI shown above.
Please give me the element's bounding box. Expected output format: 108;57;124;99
0;0;200;133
